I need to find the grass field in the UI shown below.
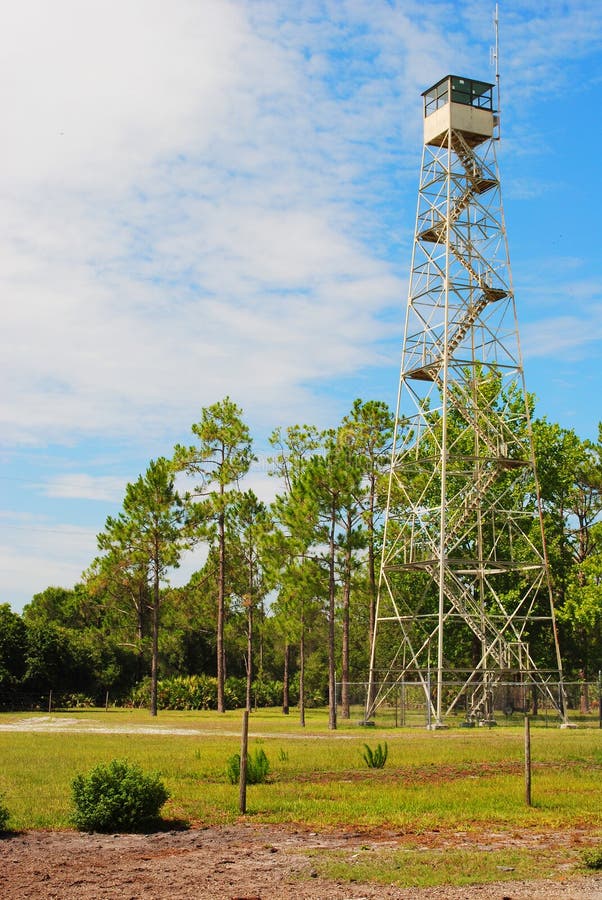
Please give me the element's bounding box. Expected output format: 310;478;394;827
1;707;600;889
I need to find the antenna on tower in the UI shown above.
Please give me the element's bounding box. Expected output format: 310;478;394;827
491;3;501;138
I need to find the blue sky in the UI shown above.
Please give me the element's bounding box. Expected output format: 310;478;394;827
2;0;601;612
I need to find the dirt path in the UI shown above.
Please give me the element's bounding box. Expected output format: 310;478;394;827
2;825;601;900
0;714;357;739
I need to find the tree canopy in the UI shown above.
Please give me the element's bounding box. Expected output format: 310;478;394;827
3;397;600;716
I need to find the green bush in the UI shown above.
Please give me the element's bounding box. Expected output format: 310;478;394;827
225;753;240;785
71;759;169;832
129;674;291;711
252;678;290;707
130;675;247;711
362;741;388;769
60;692;95;709
224;676;246;709
226;748;270;785
0;794;10;832
582;847;602;870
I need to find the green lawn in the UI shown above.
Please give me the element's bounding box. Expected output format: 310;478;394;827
0;707;600;830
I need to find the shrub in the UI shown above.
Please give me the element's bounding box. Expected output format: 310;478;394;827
226;748;270;785
224;676;246;709
129;674;294;711
71;759;169;832
61;692;95;709
225;753;239;785
0;795;10;832
582;848;602;870
252;678;290;707
362;741;388;769
130;675;248;711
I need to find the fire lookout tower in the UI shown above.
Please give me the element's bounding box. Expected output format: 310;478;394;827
366;75;570;728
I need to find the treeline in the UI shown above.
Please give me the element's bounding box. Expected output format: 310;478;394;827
1;397;601;719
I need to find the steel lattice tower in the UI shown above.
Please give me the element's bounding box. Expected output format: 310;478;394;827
366;75;570;727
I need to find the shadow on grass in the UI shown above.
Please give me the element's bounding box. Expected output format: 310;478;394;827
0;817;190;838
71;816;191;835
151;816;190;833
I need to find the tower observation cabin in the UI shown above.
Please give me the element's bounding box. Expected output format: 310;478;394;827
423;75;496;147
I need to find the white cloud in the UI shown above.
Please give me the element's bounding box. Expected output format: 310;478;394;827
0;516;99;605
1;0;415;447
521;310;602;360
4;1;599;448
42;474;128;502
2;0;250;190
517;255;602;361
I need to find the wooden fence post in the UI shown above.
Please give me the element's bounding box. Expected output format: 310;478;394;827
239;710;249;814
524;715;532;806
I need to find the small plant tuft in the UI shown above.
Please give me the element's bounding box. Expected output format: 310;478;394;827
362;741;388;769
582;848;602;870
71;759;169;832
278;748;289;763
226;748;270;785
225;753;239;784
0;794;10;832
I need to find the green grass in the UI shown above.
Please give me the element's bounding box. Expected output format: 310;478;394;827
0;707;600;835
307;846;567;889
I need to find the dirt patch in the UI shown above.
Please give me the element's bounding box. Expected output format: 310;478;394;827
2;824;601;899
290;759;599;786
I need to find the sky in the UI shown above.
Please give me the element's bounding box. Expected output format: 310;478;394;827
2;0;602;612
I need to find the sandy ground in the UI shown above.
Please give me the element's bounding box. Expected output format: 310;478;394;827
2;824;602;899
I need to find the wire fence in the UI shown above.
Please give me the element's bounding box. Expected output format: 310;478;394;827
336;679;602;728
0;689;108;713
2;680;601;728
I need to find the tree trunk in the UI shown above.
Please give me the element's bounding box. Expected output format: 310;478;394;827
282;641;290;715
367;472;377;709
299;614;305;728
245;553;254;713
245;599;253;713
217;507;226;713
136;584;146;683
368;472;377;651
150;556;160;717
328;505;337;731
579;670;590;714
341;584;350;719
259;597;265;682
531;683;539;716
341;510;352;719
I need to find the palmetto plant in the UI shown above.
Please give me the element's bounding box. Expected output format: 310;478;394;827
362;741;388;769
226;748;270;785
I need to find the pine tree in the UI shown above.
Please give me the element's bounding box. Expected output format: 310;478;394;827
174;398;254;712
96;457;189;715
